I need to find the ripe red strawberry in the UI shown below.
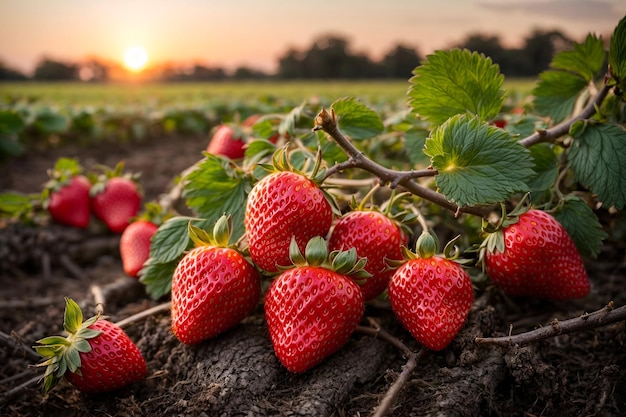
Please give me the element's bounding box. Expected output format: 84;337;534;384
482;208;590;299
207;124;246;159
329;210;407;300
120;219;158;277
244;155;334;272
171;215;261;344
91;176;141;233
264;237;366;372
46;175;92;228
34;297;146;394
388;233;474;351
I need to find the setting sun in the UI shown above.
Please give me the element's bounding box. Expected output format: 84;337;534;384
123;46;148;72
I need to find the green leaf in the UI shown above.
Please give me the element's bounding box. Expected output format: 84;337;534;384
0;110;26;134
148;216;196;263
568;121;626;209
183;155;253;241
527;143;558;193
403;128;430;167
551;34;606;82
279;102;306;137
0;192;33;217
0;135;25;160
139;258;179;300
63;298;83;334
425;114;534;207
532;70;587;123
609;15;626;88
553;196;608;258
332;97;384;140
34;109;69;134
408;49;505;125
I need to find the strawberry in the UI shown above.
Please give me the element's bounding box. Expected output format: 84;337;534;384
482;208;590;299
46;175;92;228
206;124;247;159
34;297;146;394
328;209;407;300
120;219;158;278
171;215;261;345
388;233;474;351
244;149;335;273
43;158;91;228
264;236;366;373
91;167;142;233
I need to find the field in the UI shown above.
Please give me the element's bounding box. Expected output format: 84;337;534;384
1;78;625;417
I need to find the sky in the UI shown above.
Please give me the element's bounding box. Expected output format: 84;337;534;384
0;0;624;75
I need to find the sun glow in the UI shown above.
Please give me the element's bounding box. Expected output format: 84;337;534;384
123;46;148;72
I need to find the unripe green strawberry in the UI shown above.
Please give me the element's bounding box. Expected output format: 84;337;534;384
388;233;474;351
329;210;406;300
264;237;366;372
244;152;334;272
483;209;590;299
34;298;146;394
171;216;261;344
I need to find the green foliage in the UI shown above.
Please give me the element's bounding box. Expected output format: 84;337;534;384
609;15;626;91
551;34;606;83
332;97;384;140
527;143;558;195
568;121;626;209
183;155;253;241
532;71;588;123
532;34;606;123
553;196;608;258
424;114;534;207
0;109;26;159
408;49;505;125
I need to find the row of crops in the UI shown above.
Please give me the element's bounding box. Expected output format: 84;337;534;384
0;80;531;161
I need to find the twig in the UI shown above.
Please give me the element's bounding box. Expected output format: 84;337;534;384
59;253;85;280
475;302;626;347
518;83;612;148
0;374;42;408
115;301;171;329
0;330;40;362
0;297;56;309
313;80;612;218
356;318;429;417
90;284;106;315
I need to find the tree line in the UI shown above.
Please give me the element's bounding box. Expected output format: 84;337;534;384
0;29;584;82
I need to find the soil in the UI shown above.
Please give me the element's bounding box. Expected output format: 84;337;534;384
1;135;625;417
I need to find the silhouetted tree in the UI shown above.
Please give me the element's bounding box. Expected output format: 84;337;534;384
232;66;269;80
0;60;28;81
33;58;78;81
380;44;422;78
521;29;572;75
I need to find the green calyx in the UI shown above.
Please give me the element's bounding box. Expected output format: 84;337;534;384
286;236;370;280
479;193;533;256
188;214;233;248
41;157;86;204
33;297;102;392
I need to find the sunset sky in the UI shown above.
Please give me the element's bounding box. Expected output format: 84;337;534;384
1;0;623;75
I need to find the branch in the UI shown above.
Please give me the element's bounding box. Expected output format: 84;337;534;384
518;82;612;148
313;80;613;218
313;108;488;218
475;301;626;347
356;318;429;417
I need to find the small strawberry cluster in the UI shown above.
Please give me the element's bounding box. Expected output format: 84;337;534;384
43;157;160;278
168;148;479;373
